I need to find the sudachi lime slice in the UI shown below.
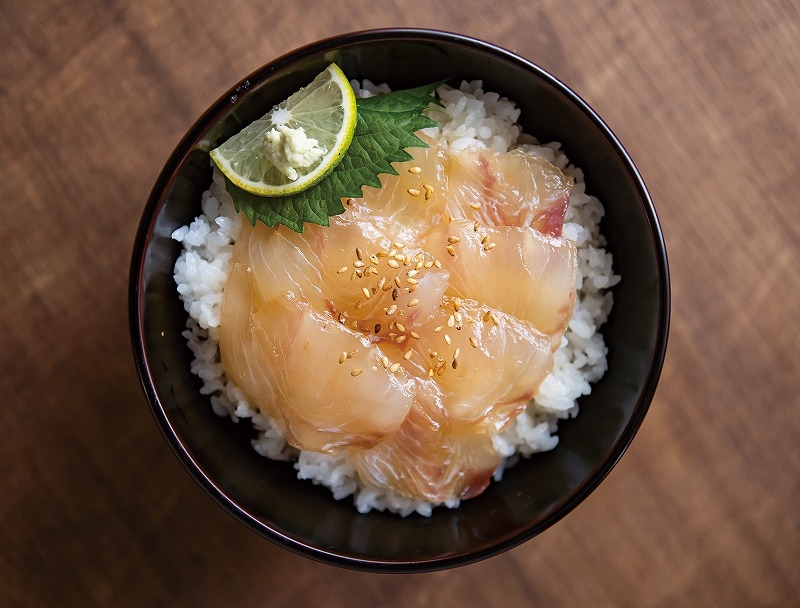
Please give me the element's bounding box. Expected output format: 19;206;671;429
210;63;357;197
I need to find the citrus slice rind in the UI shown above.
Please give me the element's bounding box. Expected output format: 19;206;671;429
210;63;357;197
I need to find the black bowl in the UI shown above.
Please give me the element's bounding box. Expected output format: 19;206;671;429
129;28;669;572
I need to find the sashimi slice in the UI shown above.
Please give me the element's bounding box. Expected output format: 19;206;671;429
350;377;501;503
220;286;415;453
405;296;554;424
444;146;573;235
422;220;577;338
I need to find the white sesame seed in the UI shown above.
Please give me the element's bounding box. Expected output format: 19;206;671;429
362;287;371;299
339;352;347;364
387;259;400;268
404;349;413;360
408;298;419;307
408;166;422;174
447;236;461;244
351;369;362;377
389;362;401;372
407;278;418;285
337;266;348;274
395;322;406;333
407;188;421;197
469;336;478;348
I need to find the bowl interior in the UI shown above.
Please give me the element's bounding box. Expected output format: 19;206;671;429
131;29;669;572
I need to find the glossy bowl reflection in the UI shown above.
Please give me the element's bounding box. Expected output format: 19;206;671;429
129;28;669;572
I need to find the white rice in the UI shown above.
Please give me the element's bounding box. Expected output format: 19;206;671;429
172;80;620;516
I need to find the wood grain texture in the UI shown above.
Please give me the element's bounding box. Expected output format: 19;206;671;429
1;0;798;605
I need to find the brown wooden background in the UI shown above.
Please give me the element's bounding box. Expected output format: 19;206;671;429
2;1;798;606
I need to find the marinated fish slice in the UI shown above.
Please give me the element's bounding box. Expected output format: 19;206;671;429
444;146;573;235
350;377;501;503
234;220;326;308
220;290;415;453
353;133;448;241
319;216;450;332
422;220;577;338
408;296;554;423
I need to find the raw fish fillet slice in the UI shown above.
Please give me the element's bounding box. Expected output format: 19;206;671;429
423;220;577;338
353;133;448;241
444;145;573;235
220;282;415;453
407;296;554;424
322;215;450;334
231;220;325;309
350;377;501;503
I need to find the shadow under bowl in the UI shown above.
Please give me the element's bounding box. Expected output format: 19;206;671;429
129;28;669;572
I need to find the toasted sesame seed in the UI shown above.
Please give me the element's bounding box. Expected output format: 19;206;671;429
355;268;364;278
434;259;443;269
354;301;362;310
424;260;434;269
338;352;347;364
469;336;478;348
382;356;390;369
446;244;456;257
410;331;420;339
454;347;460;359
395;322;406;333
407;188;421;197
481;235;490;245
395;335;407;344
490;312;500;324
448;215;455;223
452;359;458;369
473;221;480;232
377;276;386;290
337;266;348;274
408;166;422;174
428;368;435;377
377;250;388;258
470;202;481;209
387;259;400;268
388;248;397;257
407;278;418;285
389;362;401;372
409;284;418;292
387;304;398;315
483;310;492;322
404;349;413;360
382;282;393;292
374;323;381;334
447;315;455;328
434;326;443;333
393;241;404;250
351;368;363;377
350;271;357;282
392;253;404;262
403;255;411;266
484;242;496;251
444;334;452;345
362;287;371;299
447;236;461;244
415;261;423;270
437;365;446;376
423;183;434;193
392;287;399;301
355;247;363;261
345;197;356;206
408;298;419;307
369;253;380;265
351;320;359;328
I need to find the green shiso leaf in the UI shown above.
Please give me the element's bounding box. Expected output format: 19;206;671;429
224;81;442;233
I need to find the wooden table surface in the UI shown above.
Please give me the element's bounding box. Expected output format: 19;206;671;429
2;1;798;606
